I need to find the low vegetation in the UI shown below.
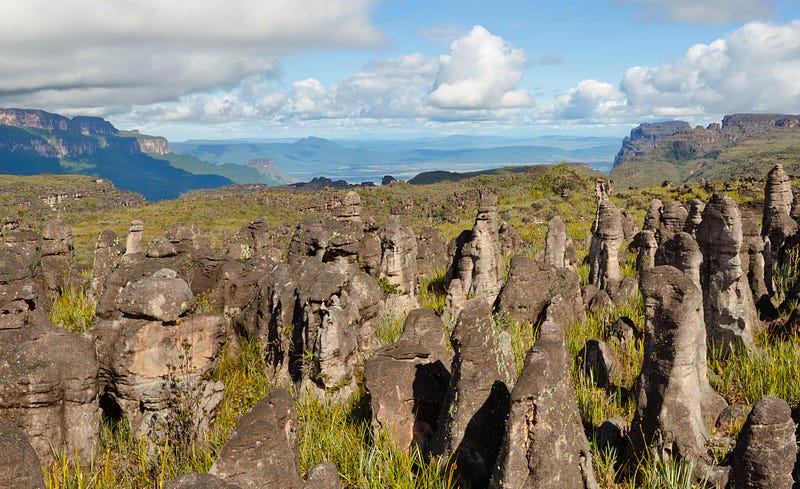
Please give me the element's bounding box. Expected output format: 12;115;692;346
3;165;796;488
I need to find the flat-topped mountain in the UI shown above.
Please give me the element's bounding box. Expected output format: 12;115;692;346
0;108;231;201
610;113;800;187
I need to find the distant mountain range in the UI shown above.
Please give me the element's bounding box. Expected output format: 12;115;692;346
172;135;621;183
610;113;800;187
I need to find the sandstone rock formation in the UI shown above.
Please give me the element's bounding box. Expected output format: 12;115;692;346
445;190;503;320
89;229;123;301
304;462;343;489
632;230;658;275
431;299;515;487
0;417;46;489
490;321;599;489
588;200;623;289
696;193;758;351
740;208;775;319
210;388;303;489
684;199;705;236
579;339;622;389
544;215;567;268
494;255;583;326
125;220;144;256
763;164;794;244
40;219;84;293
364;309;450;451
657;201;689;243
416;226;448;276
631;266;727;465
654;232;703;290
166;473;240;489
0;246;100;464
730;396;796;489
234;259;381;397
379;214;419;313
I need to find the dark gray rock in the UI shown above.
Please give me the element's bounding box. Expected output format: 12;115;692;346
697;193;757;352
431;299;514;488
0;417;46;489
579;339;622;389
494;256;583;325
380;214;419;313
730;396;795;489
165;473;240;489
632;230;658;274
364;310;450;451
115;268;195;322
210;388;303;489
304;462;342;489
588;200;623;289
490;321;599;489
655;231;702;290
544;215;568;268
684;199;705;236
631;266;727;464
417;226;448;277
89;229;124;302
499;222;523;258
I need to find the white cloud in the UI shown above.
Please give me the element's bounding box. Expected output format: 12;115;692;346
549;80;627;120
0;0;384;112
620;0;774;25
620;21;800;117
428;26;531;110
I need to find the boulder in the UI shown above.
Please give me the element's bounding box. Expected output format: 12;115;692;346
364;310;450;451
579;339;622;389
114;269;195;322
304;462;342;489
431;299;514;487
210;388;303;489
165;473;240;489
730;397;795;489
494;256;583;326
490;321;599;489
630;266;727;465
94;312;228;443
0;417;46;489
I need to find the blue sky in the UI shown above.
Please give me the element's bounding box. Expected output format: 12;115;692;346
1;0;800;141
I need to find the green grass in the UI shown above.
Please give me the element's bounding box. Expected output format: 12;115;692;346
48;287;95;332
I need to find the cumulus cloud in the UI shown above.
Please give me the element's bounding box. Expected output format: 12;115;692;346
428;25;530;110
619;0;774;24
620;20;800;116
546;20;800;123
0;0;384;113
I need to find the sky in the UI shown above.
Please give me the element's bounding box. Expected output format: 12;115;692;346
2;0;800;141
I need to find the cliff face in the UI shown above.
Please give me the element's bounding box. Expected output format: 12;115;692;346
610;113;800;188
0;108;231;200
614;121;691;167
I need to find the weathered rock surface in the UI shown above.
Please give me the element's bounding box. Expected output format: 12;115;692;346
364;309;450;451
0;417;46;489
94;311;227;442
696;193;757;351
655;232;703;289
40;219;84;293
632;230;658;274
494;255;583;326
89;229;123;301
114;268;195;322
579;339;622;389
165;473;241;489
631;266;727;464
499;222;523;258
588;200;623;289
380;214;419;313
658;201;689;243
445;190;504;320
210;388;303;489
544;215;567;268
431;299;514;488
730;396;795;489
234;260;381;396
740;208;776;319
763;164;794;242
304;462;343;489
490;321;599;489
684;199;705;236
416;226;448;276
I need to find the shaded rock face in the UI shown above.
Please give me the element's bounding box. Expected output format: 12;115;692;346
0;245;99;464
333;190;362;221
0;417;46;489
730;396;795;489
380;214;419;313
740;208;775;319
763;164;794;245
684;199;705;236
40;219;84;293
655;232;702;290
364;309;451;451
223;216;284;267
490;321;598;489
89;229;123;302
417;226;448;276
498;222;523;258
494;255;583;326
657;201;688;243
544;215;567;268
165;473;240;489
431;299;514;488
287;215;382;275
588;200;623;289
445;190;503;320
304;461;343;489
94;309;228;443
579;339;622;390
234;260;381;396
696;193;757;351
632;230;658;275
210;388;303;489
631;266;727;463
